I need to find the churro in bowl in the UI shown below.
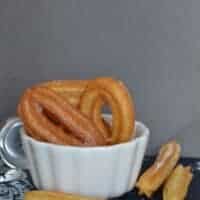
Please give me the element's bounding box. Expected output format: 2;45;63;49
17;77;150;198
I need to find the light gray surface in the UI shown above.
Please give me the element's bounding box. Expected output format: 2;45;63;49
0;0;199;156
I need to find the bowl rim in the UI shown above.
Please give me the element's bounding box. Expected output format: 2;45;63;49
20;114;150;151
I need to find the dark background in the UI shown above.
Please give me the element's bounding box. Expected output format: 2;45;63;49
0;0;199;156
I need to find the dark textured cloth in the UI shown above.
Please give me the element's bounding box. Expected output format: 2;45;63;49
0;157;34;200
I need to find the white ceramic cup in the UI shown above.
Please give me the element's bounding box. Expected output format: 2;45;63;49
20;114;150;198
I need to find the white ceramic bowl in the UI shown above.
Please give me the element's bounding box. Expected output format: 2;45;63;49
20;114;150;198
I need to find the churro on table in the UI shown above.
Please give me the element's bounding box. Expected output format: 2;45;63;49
136;140;181;198
163;164;193;200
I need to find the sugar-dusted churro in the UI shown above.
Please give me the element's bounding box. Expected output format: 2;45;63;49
136;140;181;198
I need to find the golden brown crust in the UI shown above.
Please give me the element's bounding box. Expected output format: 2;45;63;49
37;78;135;144
136;140;181;198
163;165;193;200
38;80;90;107
18;87;106;146
18;77;135;146
24;191;104;200
79;77;135;144
92;97;112;138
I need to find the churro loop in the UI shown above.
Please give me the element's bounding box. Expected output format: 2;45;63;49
79;77;135;144
18;77;136;146
18;86;106;146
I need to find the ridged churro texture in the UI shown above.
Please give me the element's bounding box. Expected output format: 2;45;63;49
18;77;135;146
79;77;135;144
163;165;193;200
136;140;181;198
18;87;106;146
39;80;90;107
24;191;104;200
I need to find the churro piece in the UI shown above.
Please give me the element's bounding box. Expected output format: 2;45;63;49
39;80;90;107
18;87;106;146
24;191;103;200
38;77;135;144
37;79;111;139
163;164;193;200
79;77;135;144
136;140;181;198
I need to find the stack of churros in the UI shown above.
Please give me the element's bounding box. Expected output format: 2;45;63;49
136;140;193;200
18;77;135;147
